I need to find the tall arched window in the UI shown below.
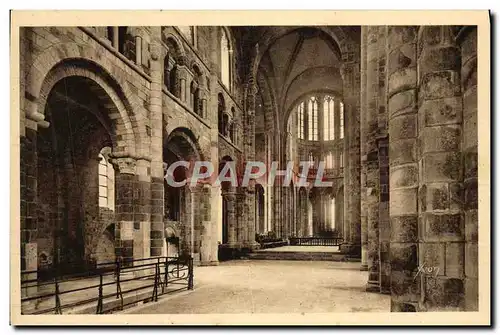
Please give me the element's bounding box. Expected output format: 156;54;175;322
340;102;344;139
307;97;318;141
323;96;335;141
221;29;231;90
230;107;236;143
98;147;115;211
309;152;315;167
164;39;180;97
340;152;344;168
297;102;305;139
218;93;226;136
325;152;334;169
330;197;336;230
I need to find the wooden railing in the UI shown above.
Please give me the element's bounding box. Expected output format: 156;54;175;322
289;237;343;246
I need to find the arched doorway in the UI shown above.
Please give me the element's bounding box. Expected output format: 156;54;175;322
163;127;202;257
37;74;120;272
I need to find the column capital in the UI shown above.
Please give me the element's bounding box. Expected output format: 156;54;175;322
25;99;50;129
176;64;189;80
110;156;137;175
149;41;162;61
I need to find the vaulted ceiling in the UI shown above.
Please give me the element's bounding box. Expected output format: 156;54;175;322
236;26;359;127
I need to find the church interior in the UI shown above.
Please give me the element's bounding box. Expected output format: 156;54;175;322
19;25;478;312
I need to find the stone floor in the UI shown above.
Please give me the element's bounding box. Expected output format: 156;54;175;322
125;260;390;314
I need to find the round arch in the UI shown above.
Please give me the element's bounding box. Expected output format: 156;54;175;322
164;127;204;162
162;30;187;61
27;44;148;157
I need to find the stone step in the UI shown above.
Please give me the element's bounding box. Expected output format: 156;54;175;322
247;251;360;262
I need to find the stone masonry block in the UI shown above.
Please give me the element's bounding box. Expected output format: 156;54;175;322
419;71;461;100
390;164;418;189
390;215;418;243
445;242;465;278
423;276;464;311
388;89;417;118
389;139;417;167
420;125;461;154
422;213;464;242
388;68;417;96
422;152;462;183
464;242;478;278
420;97;462;127
390;188;418;216
389;114;417;140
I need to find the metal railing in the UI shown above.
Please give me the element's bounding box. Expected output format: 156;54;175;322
20;256;194;315
289;236;343;246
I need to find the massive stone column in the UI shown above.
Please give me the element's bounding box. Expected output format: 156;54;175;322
387;26;419;311
418;26;465;311
460;27;478;311
198;184;214;265
243;83;259;249
365;26;381;290
360;27;369;271
20;108;46;295
112;156;138;267
377;27;391;295
148;26;164;258
223;190;237;247
341;60;361;257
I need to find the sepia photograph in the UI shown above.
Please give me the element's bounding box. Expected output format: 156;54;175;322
9;10;490;326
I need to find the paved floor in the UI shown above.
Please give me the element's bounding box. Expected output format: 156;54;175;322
256;245;340;253
126;260;390;314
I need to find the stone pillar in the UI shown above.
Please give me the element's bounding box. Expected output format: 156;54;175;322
199;184;213;265
135;35;142;66
133;159;152;267
21;109;44;295
377;27;391;295
366;26;382;290
235;189;246;246
378;137;391;294
112;26;119;49
341;61;361;257
243;83;259;249
460;27;478;311
112;156;137;267
342;102;350;242
188;186;202;262
418;26;465;311
223;191;237;247
177;62;188;103
387;26;419;312
245;186;259;248
148;27;164;258
360;27;369;272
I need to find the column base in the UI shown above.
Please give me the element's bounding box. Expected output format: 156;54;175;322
380;287;391;295
340;243;361;257
366;281;380;292
360;264;369;271
244;241;261;251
